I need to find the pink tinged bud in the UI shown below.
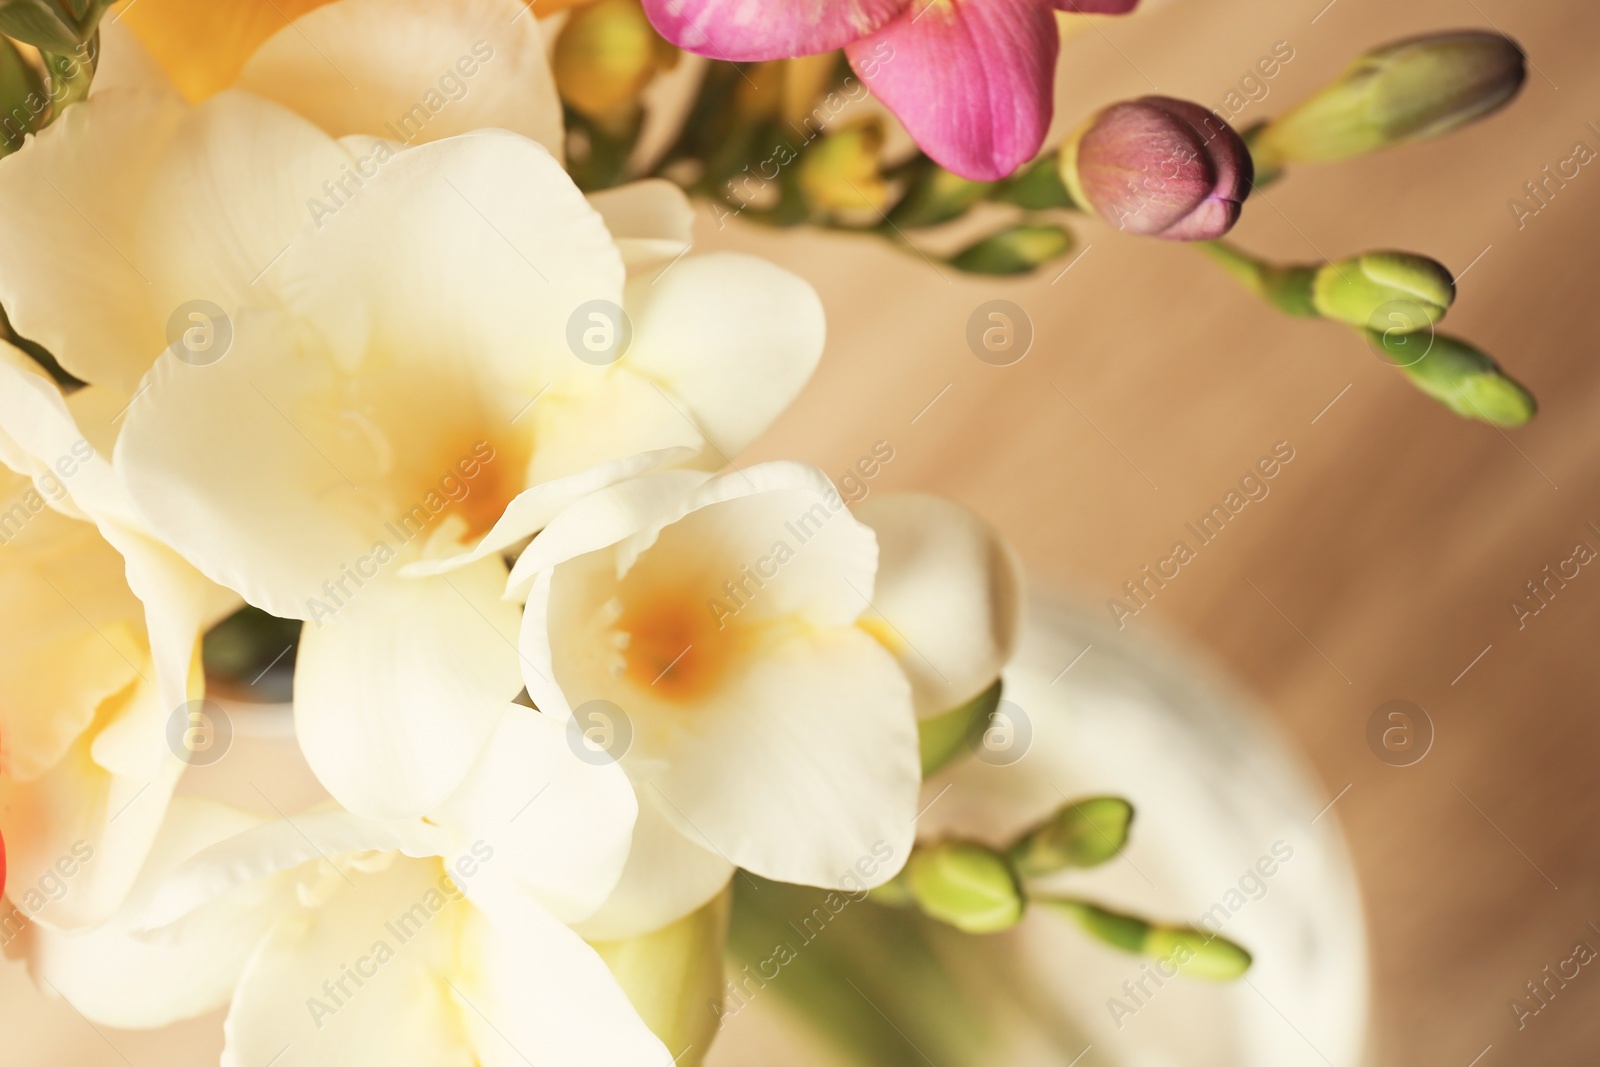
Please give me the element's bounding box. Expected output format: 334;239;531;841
1066;95;1253;241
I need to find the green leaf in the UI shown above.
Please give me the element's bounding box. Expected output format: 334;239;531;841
0;34;44;156
0;0;82;54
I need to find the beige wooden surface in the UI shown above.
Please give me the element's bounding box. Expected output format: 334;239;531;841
6;0;1599;1063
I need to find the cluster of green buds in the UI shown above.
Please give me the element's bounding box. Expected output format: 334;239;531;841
873;794;1252;980
0;0;114;154
1195;31;1534;427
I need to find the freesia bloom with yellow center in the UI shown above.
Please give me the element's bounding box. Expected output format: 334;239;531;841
0;0;825;822
513;463;1022;937
28;708;671;1066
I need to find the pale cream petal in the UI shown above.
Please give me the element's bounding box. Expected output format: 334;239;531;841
571;790;733;942
0;90;185;392
25;798;284;1029
455;877;669;1066
855;492;1024;718
294;557;523;821
620;253;825;457
138;89;355;326
586;179;694;269
430;708;636;924
220;857;477;1067
239;0;563;158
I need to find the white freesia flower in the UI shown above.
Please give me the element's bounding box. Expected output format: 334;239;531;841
28;707;670;1065
0;0;825;821
513;463;1022;937
0;348;236;931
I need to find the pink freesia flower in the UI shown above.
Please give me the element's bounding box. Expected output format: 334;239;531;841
643;0;1140;180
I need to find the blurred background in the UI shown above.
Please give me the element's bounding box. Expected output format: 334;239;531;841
7;0;1599;1063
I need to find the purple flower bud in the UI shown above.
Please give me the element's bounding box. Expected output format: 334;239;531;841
1060;96;1254;241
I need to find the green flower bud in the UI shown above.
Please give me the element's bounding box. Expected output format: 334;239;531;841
1044;899;1252;981
1007;796;1134;877
1311;251;1454;331
948;223;1073;276
906;841;1024;934
797;119;890;216
589;887;730;1066
1367;330;1537;427
553;0;676;125
1252;32;1526;167
888;157;994;229
918;679;1002;777
1146;926;1254;981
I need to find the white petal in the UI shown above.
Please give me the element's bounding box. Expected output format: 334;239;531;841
1;698;186;931
142;808;445;932
506;468;710;598
221;857;477;1067
646;626;919;888
0;89;185;392
115;311;398;621
25;798;282;1029
522;366;709;487
239;0;563;159
137;90;355;322
400;446;693;580
294;557;523;821
855;493;1024;718
587;179;694;269
621;253;825;457
455;877;669;1066
572;789;733;942
430;708;637;924
275;128;621;387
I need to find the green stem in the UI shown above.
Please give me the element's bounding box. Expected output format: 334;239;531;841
1199;240;1319;317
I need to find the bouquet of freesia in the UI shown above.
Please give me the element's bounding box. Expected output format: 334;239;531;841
0;0;1530;1063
